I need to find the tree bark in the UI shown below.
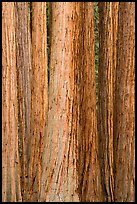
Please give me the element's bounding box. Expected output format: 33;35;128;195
98;2;119;202
113;2;135;202
78;3;103;202
15;3;32;201
26;2;48;202
39;3;80;202
2;2;22;202
40;2;103;202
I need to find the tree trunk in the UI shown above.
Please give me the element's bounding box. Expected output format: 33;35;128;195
39;3;80;202
78;3;103;202
15;3;32;201
98;2;119;202
113;2;135;202
26;2;48;202
40;2;102;202
2;2;22;202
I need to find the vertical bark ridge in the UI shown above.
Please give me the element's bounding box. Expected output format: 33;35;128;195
27;2;48;201
15;3;32;201
113;2;135;201
98;3;119;201
78;3;103;202
2;2;22;202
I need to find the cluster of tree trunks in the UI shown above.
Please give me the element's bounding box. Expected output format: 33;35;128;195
2;2;135;202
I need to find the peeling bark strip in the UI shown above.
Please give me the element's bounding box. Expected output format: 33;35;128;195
15;3;32;201
98;3;119;202
27;2;48;202
2;2;22;202
113;2;135;202
78;3;103;202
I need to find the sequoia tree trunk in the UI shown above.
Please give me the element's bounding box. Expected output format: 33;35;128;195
98;2;119;202
78;3;103;202
2;2;22;202
40;2;102;202
39;3;80;201
113;2;135;202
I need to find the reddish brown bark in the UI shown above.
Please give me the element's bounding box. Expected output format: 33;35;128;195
98;2;119;202
27;2;48;201
2;2;22;202
113;2;135;202
39;3;80;201
40;2;102;202
78;3;103;202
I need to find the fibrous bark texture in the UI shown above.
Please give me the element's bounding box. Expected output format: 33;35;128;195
113;2;135;202
2;2;134;202
39;3;80;201
98;2;119;202
25;2;48;202
2;2;22;202
15;2;32;201
40;2;102;202
78;2;103;202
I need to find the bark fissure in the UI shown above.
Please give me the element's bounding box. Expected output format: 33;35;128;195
98;3;119;201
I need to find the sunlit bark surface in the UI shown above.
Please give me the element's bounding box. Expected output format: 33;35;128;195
40;2;102;202
39;3;80;201
27;2;48;201
2;2;22;202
